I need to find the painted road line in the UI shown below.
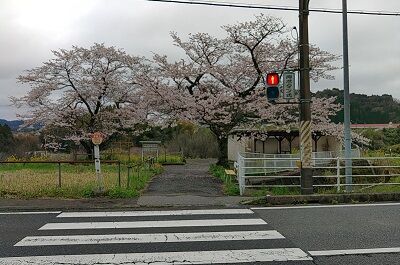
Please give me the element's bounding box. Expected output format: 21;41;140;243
57;209;254;218
0;211;61;215
309;247;400;256
0;248;312;264
15;230;285;246
39;218;267;230
251;202;400;210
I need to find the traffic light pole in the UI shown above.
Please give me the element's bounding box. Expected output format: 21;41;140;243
299;0;313;194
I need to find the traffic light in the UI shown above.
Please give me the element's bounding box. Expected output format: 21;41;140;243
266;73;280;101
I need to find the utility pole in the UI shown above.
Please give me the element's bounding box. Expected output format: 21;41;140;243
299;0;313;194
342;0;352;192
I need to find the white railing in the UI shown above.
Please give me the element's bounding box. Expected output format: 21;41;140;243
236;153;400;195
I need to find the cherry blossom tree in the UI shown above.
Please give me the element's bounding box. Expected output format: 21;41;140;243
147;14;348;166
13;43;152;156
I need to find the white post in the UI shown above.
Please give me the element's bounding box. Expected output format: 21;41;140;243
94;145;103;192
238;154;245;196
336;157;341;192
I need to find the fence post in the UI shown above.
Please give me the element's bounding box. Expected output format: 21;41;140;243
336;157;341;192
118;162;121;188
58;162;62;188
127;166;131;188
137;165;141;189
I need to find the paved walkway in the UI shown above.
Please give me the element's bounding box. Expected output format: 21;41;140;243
137;159;249;207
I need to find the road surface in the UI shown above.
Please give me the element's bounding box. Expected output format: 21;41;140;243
0;202;399;264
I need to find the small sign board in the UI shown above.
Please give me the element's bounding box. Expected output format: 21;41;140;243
142;143;159;152
282;72;296;99
140;141;161;161
91;132;104;145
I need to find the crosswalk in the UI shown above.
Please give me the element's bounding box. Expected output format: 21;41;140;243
0;208;313;264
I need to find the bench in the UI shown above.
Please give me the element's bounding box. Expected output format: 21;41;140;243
224;169;236;183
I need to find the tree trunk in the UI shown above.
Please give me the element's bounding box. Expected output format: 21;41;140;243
216;136;229;167
80;140;93;160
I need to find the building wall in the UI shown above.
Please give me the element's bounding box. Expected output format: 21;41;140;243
228;136;250;161
232;135;341;156
253;139;279;153
318;136;342;152
229;134;342;161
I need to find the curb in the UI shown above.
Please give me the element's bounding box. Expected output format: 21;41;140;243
0;198;140;212
0;197;250;212
242;192;400;206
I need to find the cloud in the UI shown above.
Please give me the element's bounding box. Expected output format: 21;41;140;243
0;0;399;119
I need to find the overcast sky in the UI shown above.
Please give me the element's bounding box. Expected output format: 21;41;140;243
0;0;399;119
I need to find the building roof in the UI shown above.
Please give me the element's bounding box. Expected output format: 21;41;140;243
351;123;400;129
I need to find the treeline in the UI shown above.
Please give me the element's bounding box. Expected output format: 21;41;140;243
314;88;400;124
0;122;219;160
0;124;41;159
135;121;219;159
360;128;400;154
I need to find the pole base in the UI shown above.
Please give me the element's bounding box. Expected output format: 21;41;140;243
301;167;313;195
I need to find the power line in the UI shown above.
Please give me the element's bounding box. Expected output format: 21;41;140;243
146;0;400;16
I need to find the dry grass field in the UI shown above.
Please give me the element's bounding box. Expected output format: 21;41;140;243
0;162;162;198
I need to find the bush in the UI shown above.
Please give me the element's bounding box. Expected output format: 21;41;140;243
385;144;400;155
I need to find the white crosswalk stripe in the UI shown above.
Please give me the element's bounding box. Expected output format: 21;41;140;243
39;218;267;230
57;208;254;217
2;208;313;264
0;249;312;264
15;230;285;246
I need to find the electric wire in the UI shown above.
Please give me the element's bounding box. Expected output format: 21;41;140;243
146;0;400;16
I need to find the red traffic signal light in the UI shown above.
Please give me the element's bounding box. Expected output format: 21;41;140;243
266;73;279;86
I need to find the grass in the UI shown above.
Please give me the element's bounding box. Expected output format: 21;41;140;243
209;164;240;196
0;162;163;199
354;175;400;193
156;154;186;165
101;152;185;165
250;187;301;197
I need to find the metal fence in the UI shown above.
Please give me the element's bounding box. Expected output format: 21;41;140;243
236;152;400;195
0;160;121;188
238;150;360;175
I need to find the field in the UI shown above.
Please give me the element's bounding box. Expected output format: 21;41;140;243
0;161;163;198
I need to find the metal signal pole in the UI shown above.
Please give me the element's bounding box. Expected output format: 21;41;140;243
299;0;313;194
342;0;353;192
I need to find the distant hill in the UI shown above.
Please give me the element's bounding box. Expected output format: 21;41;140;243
314;88;400;124
0;119;23;131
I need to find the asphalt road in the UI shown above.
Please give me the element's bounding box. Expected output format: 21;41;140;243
253;203;400;265
0;209;312;264
0;203;399;264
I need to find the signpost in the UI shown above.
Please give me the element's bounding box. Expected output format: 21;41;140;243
91;132;104;192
